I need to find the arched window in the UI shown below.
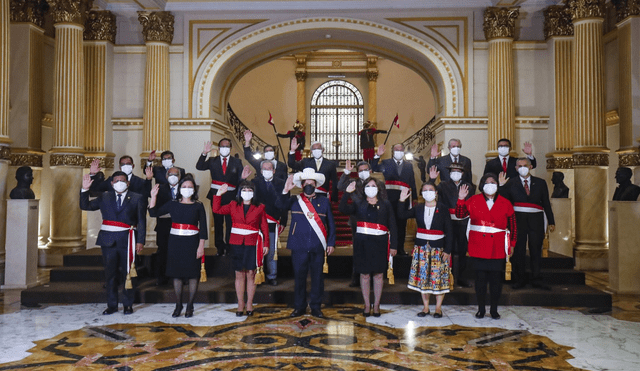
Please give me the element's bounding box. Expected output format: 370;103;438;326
310;80;364;161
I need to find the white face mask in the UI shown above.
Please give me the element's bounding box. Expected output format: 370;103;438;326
518;166;530;177
498;146;510;157
312;149;323;159
422;190;436;202
364;186;378;198
120;164;133;175
393;151;404;161
180;187;194;199
262;170;274;180
450;147;461;156
241;191;254;201
358;170;370;181
167;175;179;185
219;147;231;157
450;171;462;182
162;159;173;169
483;183;498;195
113;181;128;193
264;151;275;160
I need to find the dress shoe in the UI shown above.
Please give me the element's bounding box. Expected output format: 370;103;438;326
290;309;305;317
348;280;360;288
185;304;194;318
372;305;381;317
456;279;473;288
172;304;183;318
532;282;552;291
236;311;244;317
102;307;117;315
268;279;278;286
490;312;501;320
363;305;371;317
433;311;443;319
511;282;526;290
216;249;225;257
156;278;169;287
246;310;254;317
310;309;324;318
123;306;133;315
475;310;485;319
417;311;430;318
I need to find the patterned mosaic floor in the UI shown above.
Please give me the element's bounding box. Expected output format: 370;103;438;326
0;305;585;370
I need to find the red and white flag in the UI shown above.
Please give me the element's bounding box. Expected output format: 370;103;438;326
392;114;399;129
268;111;274;126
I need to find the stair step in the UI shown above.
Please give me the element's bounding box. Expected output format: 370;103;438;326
50;267;105;282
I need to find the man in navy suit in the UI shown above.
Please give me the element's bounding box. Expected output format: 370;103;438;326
196;138;251;256
371;143;417;255
424;138;473;184
244;130;288;182
152;167;181;286
287;138;338;200
499;157;555;290
277;168;336;318
484;139;537;179
80;171;146;315
88;156;152;198
145;150;186;185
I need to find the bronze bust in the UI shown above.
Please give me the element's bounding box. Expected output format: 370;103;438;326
9;166;36;200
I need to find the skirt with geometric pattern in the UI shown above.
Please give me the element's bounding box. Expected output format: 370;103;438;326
407;243;451;294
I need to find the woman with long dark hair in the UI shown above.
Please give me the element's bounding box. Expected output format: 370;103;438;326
339;177;397;317
213;180;269;316
149;174;207;318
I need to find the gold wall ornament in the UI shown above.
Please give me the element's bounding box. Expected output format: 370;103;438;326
295;71;307;82
367;70;378;82
49;153;85;166
572;153;609;166
483;7;520;40
46;0;92;25
567;0;606;21
0;145;10;160
544;5;574;39
84;10;116;43
9;153;43;167
85;156;114;169
618;152;640;167
10;0;49;28
138;11;174;44
546;157;574;169
611;0;640;23
142;158;160;168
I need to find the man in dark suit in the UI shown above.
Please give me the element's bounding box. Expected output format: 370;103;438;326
244;130;288;182
88;156;152;198
80;171;146;315
152;167;181;286
424;138;473;184
196;138;251;256
145;150;186;185
252;160;288;286
499;157;555;290
287;138;338;200
613;167;640;201
428;162;476;287
371;143;418;255
276;169;336;318
484;139;537;180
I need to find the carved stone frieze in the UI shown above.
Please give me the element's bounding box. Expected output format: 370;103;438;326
295;71;307;82
546;157;574;169
566;0;606;21
367;70;378;82
0;146;11;160
84;10;116;42
46;0;92;25
612;0;640;23
544;5;574;39
138;11;174;44
85;156;114;169
483;7;520;40
10;153;43;167
618;152;640;167
572;153;609;166
10;0;49;28
50;154;85;166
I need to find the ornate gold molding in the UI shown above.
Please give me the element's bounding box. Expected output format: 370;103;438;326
612;0;640;23
546;157;574;169
50;153;85;166
367;70;378;82
606;110;620;126
84;10;116;43
483;7;520;40
142;158;160;168
295;71;307;82
138;11;174;44
46;0;92;25
10;0;49;28
0;146;10;160
84;156;114;169
544;5;574;39
572;153;609;166
618;152;640;166
567;0;606;21
9;153;43;167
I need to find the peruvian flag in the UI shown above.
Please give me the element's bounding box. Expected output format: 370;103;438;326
392;114;399;129
268;111;274;126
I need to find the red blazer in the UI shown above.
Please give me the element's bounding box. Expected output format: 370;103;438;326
212;196;270;247
455;194;517;260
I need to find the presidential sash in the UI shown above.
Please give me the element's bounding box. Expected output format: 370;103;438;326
296;195;328;250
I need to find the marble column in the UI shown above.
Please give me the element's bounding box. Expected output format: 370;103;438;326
612;1;640;174
0;0;12;283
46;0;92;264
367;55;378;127
483;7;519;157
568;0;609;270
295;53;307;136
138;11;173;164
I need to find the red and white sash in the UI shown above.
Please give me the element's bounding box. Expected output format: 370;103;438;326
170;223;199;236
210;180;236;191
266;214;280;234
230;223;265;268
385;180;410;192
297;195;328;250
468;224;510;256
513;202;548;230
416;228;445;241
101;220;136;274
448;208;468;221
357;222;392;263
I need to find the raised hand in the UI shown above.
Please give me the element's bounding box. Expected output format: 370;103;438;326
203;141;213;155
429;165;439;180
346;181;356;193
241;165;252;179
499;171;509;186
89;158;101;175
148;150;157;162
291;137;298;152
400;187;411;202
244;129;253;146
345;159;353;172
217;183;228;196
284;174;295;193
144;166;153;180
458;184;469;200
82;174;93;190
150;184;160;198
522;141;533;156
430;143;439;158
377;144;385;157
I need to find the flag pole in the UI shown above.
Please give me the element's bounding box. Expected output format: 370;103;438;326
383;113;399;145
268;111;287;162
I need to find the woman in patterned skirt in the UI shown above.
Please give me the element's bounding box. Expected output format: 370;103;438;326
398;182;452;318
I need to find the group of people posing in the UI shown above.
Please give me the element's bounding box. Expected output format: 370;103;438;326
80;128;554;321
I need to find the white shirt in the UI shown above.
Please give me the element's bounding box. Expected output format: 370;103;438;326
116;190;128;205
450;154;460;163
520;175;531;188
170;185;178;199
423;206;436;229
486;197;494;210
315;157;323;170
220;155;230;165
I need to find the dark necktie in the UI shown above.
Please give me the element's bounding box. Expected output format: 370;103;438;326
502;157;507;173
171;187;176;200
117;194;122;210
397;161;402;176
266;181;273;192
524;179;530;196
222;157;227;175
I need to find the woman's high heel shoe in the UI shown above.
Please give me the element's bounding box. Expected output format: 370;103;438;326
185;304;194;318
172;304;183;318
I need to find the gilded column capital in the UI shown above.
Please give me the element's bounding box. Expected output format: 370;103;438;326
367;70;378;82
612;0;640;23
50;153;85;166
138;11;174;44
0;146;11;160
10;153;43;167
544;5;574;39
295;71;307;82
10;0;49;28
572;153;609;166
483;7;520;40
46;0;92;25
566;0;606;21
84;10;116;43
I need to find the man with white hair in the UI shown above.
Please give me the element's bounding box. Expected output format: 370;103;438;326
287;138;338;200
425;138;473;184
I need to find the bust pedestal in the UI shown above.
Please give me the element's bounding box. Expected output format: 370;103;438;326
2;199;39;289
549;198;573;258
608;201;640;294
